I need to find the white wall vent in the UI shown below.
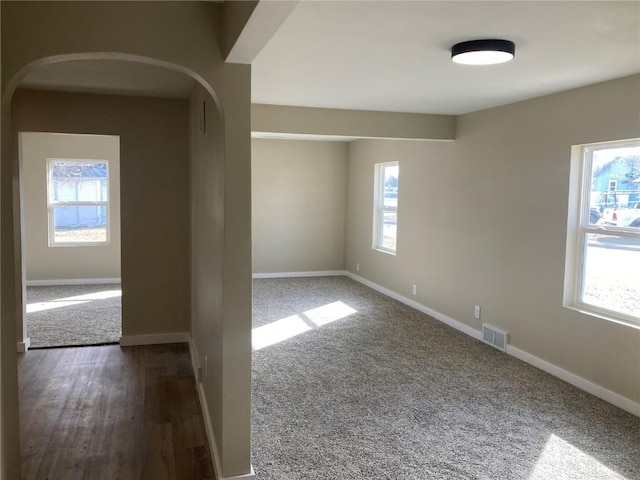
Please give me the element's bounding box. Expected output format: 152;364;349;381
482;324;508;352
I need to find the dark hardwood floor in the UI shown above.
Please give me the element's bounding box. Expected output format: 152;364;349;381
18;343;215;480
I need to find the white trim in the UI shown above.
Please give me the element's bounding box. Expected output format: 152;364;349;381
345;271;639;417
253;270;345;279
119;332;189;347
220;470;256;480
345;271;482;341
507;345;640;417
188;339;256;480
189;339;201;381
564;139;640;327
17;338;31;353
372;161;399;254
26;278;121;287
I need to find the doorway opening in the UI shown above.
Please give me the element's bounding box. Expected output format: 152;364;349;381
19;132;122;348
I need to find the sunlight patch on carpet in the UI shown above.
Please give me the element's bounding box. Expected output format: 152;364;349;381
528;434;627;480
26;289;122;313
253;300;358;350
253;315;312;351
304;301;357;327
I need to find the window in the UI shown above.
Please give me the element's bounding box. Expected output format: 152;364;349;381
565;139;640;326
608;180;617;191
373;162;399;254
47;159;110;246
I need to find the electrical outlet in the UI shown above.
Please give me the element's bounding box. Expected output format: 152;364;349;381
204;355;208;379
356;262;360;272
474;305;481;320
412;284;417;296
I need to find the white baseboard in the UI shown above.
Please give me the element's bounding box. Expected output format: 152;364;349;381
507;345;640;416
188;339;256;480
344;271;482;341
253;270;345;279
189;339;201;379
344;271;640;417
17;338;31;353
221;469;256;480
26;278;121;287
119;332;189;347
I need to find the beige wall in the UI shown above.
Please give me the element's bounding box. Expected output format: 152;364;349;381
0;4;5;476
252;103;455;141
1;4;253;479
12;89;189;339
0;4;19;477
345;75;640;405
20;132;121;281
189;77;253;476
2;4;254;476
189;83;225;463
252;138;347;273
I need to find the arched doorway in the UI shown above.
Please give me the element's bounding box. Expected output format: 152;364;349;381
2;53;237;477
1;6;255;475
5;54;222;351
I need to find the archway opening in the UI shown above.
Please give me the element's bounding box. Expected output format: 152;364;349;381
4;55;225;476
7;56;220;351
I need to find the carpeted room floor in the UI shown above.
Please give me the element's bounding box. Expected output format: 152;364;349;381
251;276;640;480
26;284;122;348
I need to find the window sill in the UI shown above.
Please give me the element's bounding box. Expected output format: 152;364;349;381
564;305;640;330
49;242;110;248
372;247;396;256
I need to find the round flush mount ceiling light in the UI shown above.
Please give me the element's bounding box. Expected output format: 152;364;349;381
451;39;515;65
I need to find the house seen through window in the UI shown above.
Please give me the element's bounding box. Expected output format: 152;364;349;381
47;159;110;246
373;162;399;254
565;139;640;325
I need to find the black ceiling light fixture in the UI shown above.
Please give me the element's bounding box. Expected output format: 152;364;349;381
451;39;515;65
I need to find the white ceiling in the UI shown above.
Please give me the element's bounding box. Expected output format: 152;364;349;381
20;60;196;99
251;1;640;115
18;2;640;116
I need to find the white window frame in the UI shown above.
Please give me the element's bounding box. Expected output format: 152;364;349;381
372;161;399;255
608;179;617;191
47;158;110;247
564;139;640;327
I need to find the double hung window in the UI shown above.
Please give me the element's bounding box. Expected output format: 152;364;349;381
373;162;399;254
47;159;110;246
565;140;640;326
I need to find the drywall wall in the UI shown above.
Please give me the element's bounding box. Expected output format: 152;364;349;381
345;75;640;405
252;104;455;140
190;83;225;465
189;73;253;478
0;7;6;478
20;132;121;281
12;90;189;340
0;5;20;477
2;3;254;476
252;138;348;273
189;77;253;478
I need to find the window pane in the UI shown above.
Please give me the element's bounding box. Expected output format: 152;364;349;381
590;146;639;226
582;233;640;318
383;165;398;208
50;161;108;202
53;205;107;243
381;210;397;251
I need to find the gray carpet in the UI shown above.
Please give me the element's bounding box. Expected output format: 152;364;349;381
251;277;640;480
26;284;121;348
